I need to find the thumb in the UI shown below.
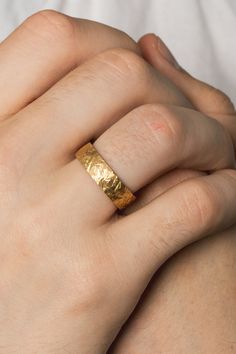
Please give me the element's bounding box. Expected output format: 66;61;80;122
139;34;236;145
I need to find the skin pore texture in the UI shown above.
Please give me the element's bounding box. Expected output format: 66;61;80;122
109;37;236;354
0;10;235;353
110;226;236;354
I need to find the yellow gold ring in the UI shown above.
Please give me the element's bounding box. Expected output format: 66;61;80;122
75;142;136;209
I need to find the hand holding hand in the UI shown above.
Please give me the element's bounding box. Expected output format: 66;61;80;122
0;11;235;353
110;35;236;354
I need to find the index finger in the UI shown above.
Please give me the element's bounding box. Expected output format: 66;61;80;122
0;10;139;118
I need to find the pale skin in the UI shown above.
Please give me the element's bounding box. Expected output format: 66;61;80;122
0;10;236;353
110;38;236;353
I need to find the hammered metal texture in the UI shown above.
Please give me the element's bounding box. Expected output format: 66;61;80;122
76;143;136;209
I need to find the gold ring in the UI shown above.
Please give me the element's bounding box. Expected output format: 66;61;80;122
75;142;136;209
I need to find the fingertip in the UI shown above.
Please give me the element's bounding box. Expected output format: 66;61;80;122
138;33;157;45
138;33;158;59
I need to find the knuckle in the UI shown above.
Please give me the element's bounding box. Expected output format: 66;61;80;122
99;103;184;169
64;268;102;315
1;208;43;269
97;48;150;86
216;168;236;182
185;179;221;232
67;282;109;321
22;10;75;42
67;257;112;316
223;168;236;180
142;104;183;150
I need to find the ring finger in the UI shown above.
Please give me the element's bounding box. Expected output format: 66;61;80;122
59;103;235;222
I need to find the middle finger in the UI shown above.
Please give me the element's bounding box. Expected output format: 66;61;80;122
10;48;191;169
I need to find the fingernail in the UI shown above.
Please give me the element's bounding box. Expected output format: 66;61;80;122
155;37;180;69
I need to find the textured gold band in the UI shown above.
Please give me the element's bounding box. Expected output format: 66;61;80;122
75;142;136;209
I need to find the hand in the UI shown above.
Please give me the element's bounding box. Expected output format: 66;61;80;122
110;36;236;353
0;11;236;353
110;226;236;354
0;10;188;117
